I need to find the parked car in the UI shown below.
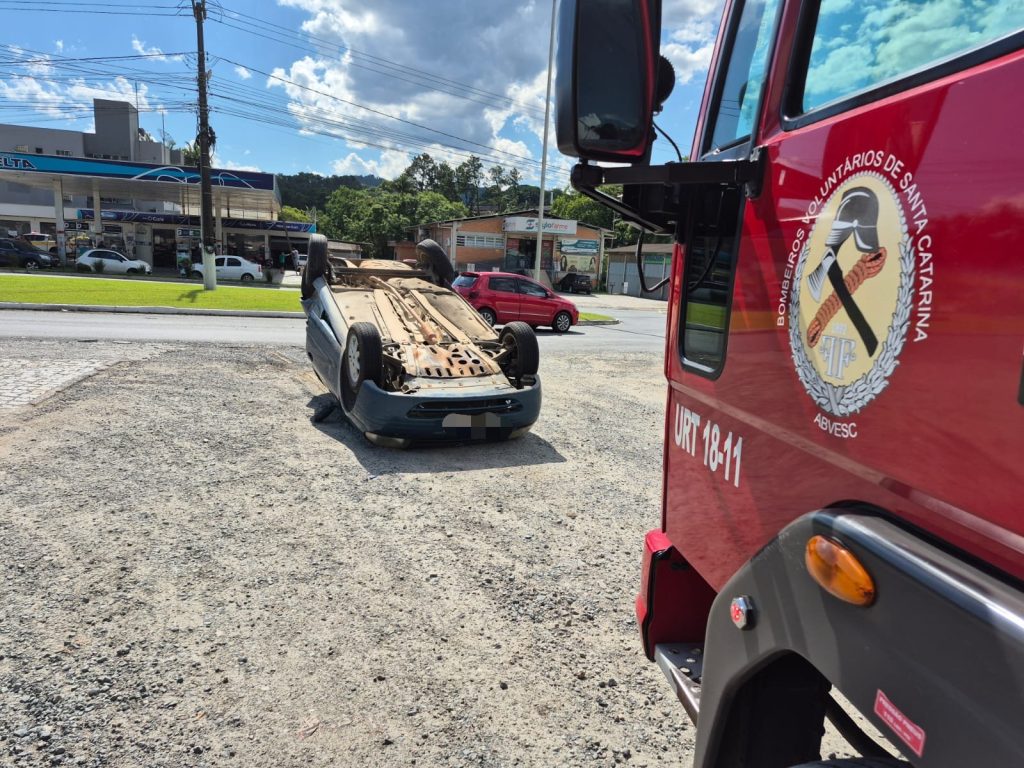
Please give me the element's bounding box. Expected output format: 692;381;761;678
0;238;54;270
453;271;580;332
558;272;593;294
300;235;541;446
22;232;58;253
189;255;262;281
76;249;152;275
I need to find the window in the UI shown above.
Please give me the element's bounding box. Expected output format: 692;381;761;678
488;276;517;293
215;258;226;267
452;275;477;288
14;145;28;153
227;257;241;267
35;147;43;154
800;0;1023;112
457;233;504;249
56;150;72;157
704;0;782;153
517;280;548;298
679;187;743;377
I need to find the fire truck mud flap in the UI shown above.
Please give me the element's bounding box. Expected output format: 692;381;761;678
688;510;1024;768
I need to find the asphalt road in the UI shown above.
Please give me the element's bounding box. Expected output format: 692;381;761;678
0;308;667;352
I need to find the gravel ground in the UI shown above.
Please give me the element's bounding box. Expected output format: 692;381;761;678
0;338;689;767
0;338;871;768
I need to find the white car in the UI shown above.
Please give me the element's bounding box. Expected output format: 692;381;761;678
190;256;263;282
76;249;152;275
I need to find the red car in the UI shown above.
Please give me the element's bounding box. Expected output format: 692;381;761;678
453;271;579;333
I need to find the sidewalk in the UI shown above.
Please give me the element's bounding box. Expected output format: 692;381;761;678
567;292;668;312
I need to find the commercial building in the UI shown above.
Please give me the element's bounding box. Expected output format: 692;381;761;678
395;209;611;286
0;99;317;267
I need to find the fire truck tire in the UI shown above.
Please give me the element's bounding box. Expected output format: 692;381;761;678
499;321;539;386
788;759;907;767
341;322;383;410
301;234;330;300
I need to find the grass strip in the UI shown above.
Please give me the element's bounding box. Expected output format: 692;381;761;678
0;274;302;312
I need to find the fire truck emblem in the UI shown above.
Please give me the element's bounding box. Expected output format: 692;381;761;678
789;172;914;417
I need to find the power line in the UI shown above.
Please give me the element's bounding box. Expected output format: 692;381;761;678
213;55;553;171
209;2;545;118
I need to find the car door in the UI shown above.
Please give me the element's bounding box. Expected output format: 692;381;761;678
486;276;521;322
223;257;244;280
213;257;227;280
515;278;554;324
0;240;16;268
100;251;126;273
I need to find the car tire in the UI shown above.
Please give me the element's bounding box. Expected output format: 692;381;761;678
76;264;91;273
301;234;330;299
499;321;539;388
241;273;254;282
190;270;203;279
341;322;383;410
478;307;497;326
25;260;39;271
49;247;58;255
553;311;572;333
126;268;138;275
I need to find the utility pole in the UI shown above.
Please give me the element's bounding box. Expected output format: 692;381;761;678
533;0;557;284
192;0;216;290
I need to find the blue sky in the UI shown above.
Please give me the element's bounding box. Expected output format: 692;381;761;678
0;0;723;188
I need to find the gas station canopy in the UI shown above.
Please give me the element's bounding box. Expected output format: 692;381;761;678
0;150;281;214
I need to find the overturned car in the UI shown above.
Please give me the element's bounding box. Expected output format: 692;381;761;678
300;235;542;446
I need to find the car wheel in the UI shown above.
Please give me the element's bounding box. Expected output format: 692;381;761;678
301;234;330;299
25;260;39;271
553;311;572;333
240;273;254;282
49;247;58;255
190;270;203;279
478;307;497;326
126;268;138;275
76;263;91;273
499;321;539;388
341;322;383;411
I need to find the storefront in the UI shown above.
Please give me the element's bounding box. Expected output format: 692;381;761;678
400;209;608;287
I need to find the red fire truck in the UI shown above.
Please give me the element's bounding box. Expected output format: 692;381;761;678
555;1;1023;766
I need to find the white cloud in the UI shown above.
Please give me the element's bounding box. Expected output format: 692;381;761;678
130;35;182;62
220;159;263;172
332;149;411;179
55;40;64;53
234;65;252;80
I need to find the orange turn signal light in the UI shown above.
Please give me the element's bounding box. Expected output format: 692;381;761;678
805;535;876;606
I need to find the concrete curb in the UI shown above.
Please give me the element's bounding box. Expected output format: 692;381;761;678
0;302;304;319
0;302;622;325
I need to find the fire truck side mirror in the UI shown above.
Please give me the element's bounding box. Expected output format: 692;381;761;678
555;0;662;164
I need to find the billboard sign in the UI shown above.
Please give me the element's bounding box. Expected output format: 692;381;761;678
503;217;577;235
0;151;274;191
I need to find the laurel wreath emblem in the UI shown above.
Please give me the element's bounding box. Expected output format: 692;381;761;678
788;172;915;417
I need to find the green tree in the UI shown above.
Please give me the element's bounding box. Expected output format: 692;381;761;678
455;156;484;214
550;185;620;230
405;153;439;192
352;190;412;257
182;141;199;167
433;162;459;202
278;205;311;223
415;191;468;225
321;186;367;241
